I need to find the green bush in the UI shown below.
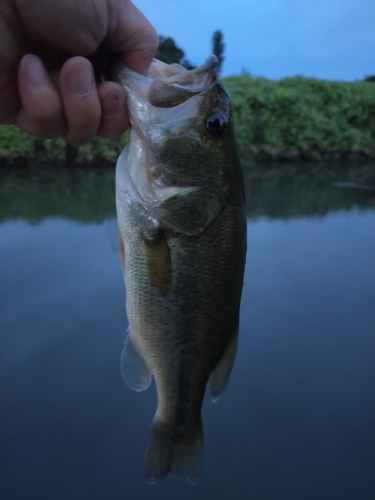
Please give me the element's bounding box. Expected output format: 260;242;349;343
1;75;375;164
225;76;375;160
0;125;128;166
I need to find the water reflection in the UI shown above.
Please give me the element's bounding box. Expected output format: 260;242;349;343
1;165;375;500
1;162;375;224
0;167;116;223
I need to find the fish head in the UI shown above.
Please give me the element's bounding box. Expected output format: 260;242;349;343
114;56;237;188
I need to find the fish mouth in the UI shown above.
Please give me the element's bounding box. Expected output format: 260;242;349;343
148;56;219;108
113;55;220;109
148;55;218;81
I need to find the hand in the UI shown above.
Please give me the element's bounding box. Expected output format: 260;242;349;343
0;0;158;144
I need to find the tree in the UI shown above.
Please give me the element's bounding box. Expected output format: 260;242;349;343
212;30;225;72
156;36;195;69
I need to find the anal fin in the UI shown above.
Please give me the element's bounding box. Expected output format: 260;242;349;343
120;335;152;392
209;330;239;402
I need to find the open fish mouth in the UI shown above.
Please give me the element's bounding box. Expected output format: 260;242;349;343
147;55;220;107
113;55;221;109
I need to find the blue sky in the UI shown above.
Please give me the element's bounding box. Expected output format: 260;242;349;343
133;0;375;80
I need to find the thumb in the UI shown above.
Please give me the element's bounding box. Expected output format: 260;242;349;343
107;0;158;75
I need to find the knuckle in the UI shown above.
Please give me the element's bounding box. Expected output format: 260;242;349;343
147;27;160;55
64;124;96;145
20;115;65;139
63;107;100;145
27;101;63;132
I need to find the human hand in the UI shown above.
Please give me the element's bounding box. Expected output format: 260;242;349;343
0;0;158;144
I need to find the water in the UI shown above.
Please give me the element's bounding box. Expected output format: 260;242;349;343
1;165;375;500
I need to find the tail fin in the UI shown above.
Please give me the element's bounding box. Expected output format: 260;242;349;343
145;420;203;484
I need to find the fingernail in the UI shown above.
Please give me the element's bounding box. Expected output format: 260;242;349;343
66;60;95;97
21;54;49;88
102;90;126;119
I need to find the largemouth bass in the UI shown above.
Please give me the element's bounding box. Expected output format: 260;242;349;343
114;56;246;483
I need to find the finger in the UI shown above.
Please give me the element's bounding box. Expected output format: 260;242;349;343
59;57;101;145
97;81;129;138
16;54;66;138
108;1;159;75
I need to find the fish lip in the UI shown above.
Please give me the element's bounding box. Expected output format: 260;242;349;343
150;55;219;86
112;55;220;100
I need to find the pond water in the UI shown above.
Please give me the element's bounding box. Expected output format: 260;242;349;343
1;165;375;500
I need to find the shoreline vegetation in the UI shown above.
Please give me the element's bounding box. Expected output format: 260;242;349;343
1;76;375;166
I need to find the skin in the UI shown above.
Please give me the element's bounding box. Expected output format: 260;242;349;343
0;0;158;144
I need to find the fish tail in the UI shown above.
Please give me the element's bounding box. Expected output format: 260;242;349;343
145;420;203;484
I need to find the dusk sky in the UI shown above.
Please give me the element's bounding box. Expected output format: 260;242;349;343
133;0;375;81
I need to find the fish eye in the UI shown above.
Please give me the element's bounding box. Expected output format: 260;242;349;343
205;113;227;137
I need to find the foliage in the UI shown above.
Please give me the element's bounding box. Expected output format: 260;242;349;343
156;36;184;65
224;75;375;160
1;75;375;165
212;30;225;72
156;36;195;70
0;125;128;166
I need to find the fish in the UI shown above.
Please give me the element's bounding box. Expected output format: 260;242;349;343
114;55;246;483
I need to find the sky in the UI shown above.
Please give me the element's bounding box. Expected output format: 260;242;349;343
133;0;375;81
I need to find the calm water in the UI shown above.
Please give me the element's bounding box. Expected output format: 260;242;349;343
1;165;375;500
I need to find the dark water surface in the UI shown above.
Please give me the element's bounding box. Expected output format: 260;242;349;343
1;165;375;500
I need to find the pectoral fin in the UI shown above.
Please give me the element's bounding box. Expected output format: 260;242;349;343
209;330;239;402
121;335;152;392
144;230;172;295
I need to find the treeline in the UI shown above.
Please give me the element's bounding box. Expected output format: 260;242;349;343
0;128;128;166
1;76;375;165
226;76;375;161
156;30;225;71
